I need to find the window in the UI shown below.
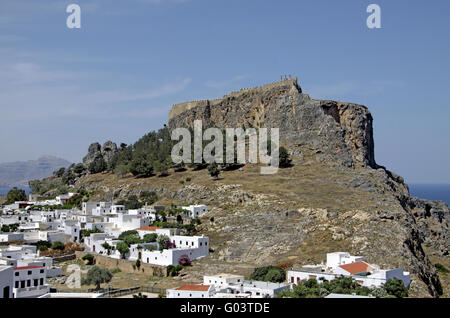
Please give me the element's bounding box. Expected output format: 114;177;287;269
20;281;25;288
28;271;32;275
34;279;38;287
40;278;44;285
15;272;19;276
27;280;31;287
40;269;44;274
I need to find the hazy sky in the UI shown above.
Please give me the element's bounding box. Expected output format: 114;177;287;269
0;0;449;184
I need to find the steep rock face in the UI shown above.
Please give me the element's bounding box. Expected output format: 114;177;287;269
168;78;376;168
82;141;118;167
101;141;118;164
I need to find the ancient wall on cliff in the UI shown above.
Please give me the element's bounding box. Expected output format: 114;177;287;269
168;78;376;168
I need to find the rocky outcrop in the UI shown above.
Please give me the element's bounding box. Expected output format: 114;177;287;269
101;141;118;164
406;197;449;256
167;78;376;168
82;141;118;167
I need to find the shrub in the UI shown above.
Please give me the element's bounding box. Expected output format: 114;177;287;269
208;162;220;179
250;266;286;283
178;255;191;266
383;278;408;298
51;241;65;250
143;233;157;243
435;263;450;274
82;254;95;265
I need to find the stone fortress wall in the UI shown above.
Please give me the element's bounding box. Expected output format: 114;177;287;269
168;76;300;121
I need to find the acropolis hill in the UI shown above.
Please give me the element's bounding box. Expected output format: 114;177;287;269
37;76;448;298
168;76;376;169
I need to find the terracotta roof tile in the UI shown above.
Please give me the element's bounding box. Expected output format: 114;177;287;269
175;284;210;292
338;262;374;274
14;266;44;271
137;226;160;231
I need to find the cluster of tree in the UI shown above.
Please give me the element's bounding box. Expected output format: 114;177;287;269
5;187;27;204
31;240;52;252
276;276;409;298
249;266;286;283
115;195;143;210
107;128;174;178
89;125;293;179
1;223;19;233
114;230;160;258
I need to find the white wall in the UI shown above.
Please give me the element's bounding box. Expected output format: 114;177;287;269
0;266;13;298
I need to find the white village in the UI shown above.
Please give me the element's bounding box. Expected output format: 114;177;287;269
0;193;411;299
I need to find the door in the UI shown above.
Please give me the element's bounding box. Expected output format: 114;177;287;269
3;286;10;298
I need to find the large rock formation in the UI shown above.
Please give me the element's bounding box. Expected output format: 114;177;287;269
168;78;376;168
164;77;448;297
82;141;118;168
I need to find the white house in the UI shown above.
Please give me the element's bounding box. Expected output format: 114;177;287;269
166;284;215;298
287;252;411;289
12;265;49;298
181;205;208;219
169;275;290;298
0;232;24;243
203;273;244;288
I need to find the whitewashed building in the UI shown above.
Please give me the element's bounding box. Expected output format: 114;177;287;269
287;252;411;288
181;205;208;219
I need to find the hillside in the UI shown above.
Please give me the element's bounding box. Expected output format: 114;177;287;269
0;156;71;188
32;78;449;297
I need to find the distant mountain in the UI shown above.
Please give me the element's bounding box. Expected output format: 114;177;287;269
0;156;71;187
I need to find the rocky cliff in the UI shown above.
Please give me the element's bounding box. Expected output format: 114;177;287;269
168;78;376;168
161;77;448;297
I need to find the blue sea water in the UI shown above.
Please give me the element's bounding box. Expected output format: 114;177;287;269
409;184;450;205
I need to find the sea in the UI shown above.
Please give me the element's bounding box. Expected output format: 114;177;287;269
409;184;450;205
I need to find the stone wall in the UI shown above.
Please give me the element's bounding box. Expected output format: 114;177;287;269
75;251;168;277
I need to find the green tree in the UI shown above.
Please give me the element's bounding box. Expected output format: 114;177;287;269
116;242;130;259
82;254;95;265
54;167;66;177
81;266;113;290
73;163;86;175
101;242;113;255
51;241;65;250
5;187;27;204
157;235;170;251
88;157;107;174
143;233;157;243
1;225;10;232
250;266;286;283
139;191;158;205
383;278;408;298
207;162;220;180
130;156;153;178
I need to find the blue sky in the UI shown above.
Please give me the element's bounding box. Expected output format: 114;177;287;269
0;0;449;184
